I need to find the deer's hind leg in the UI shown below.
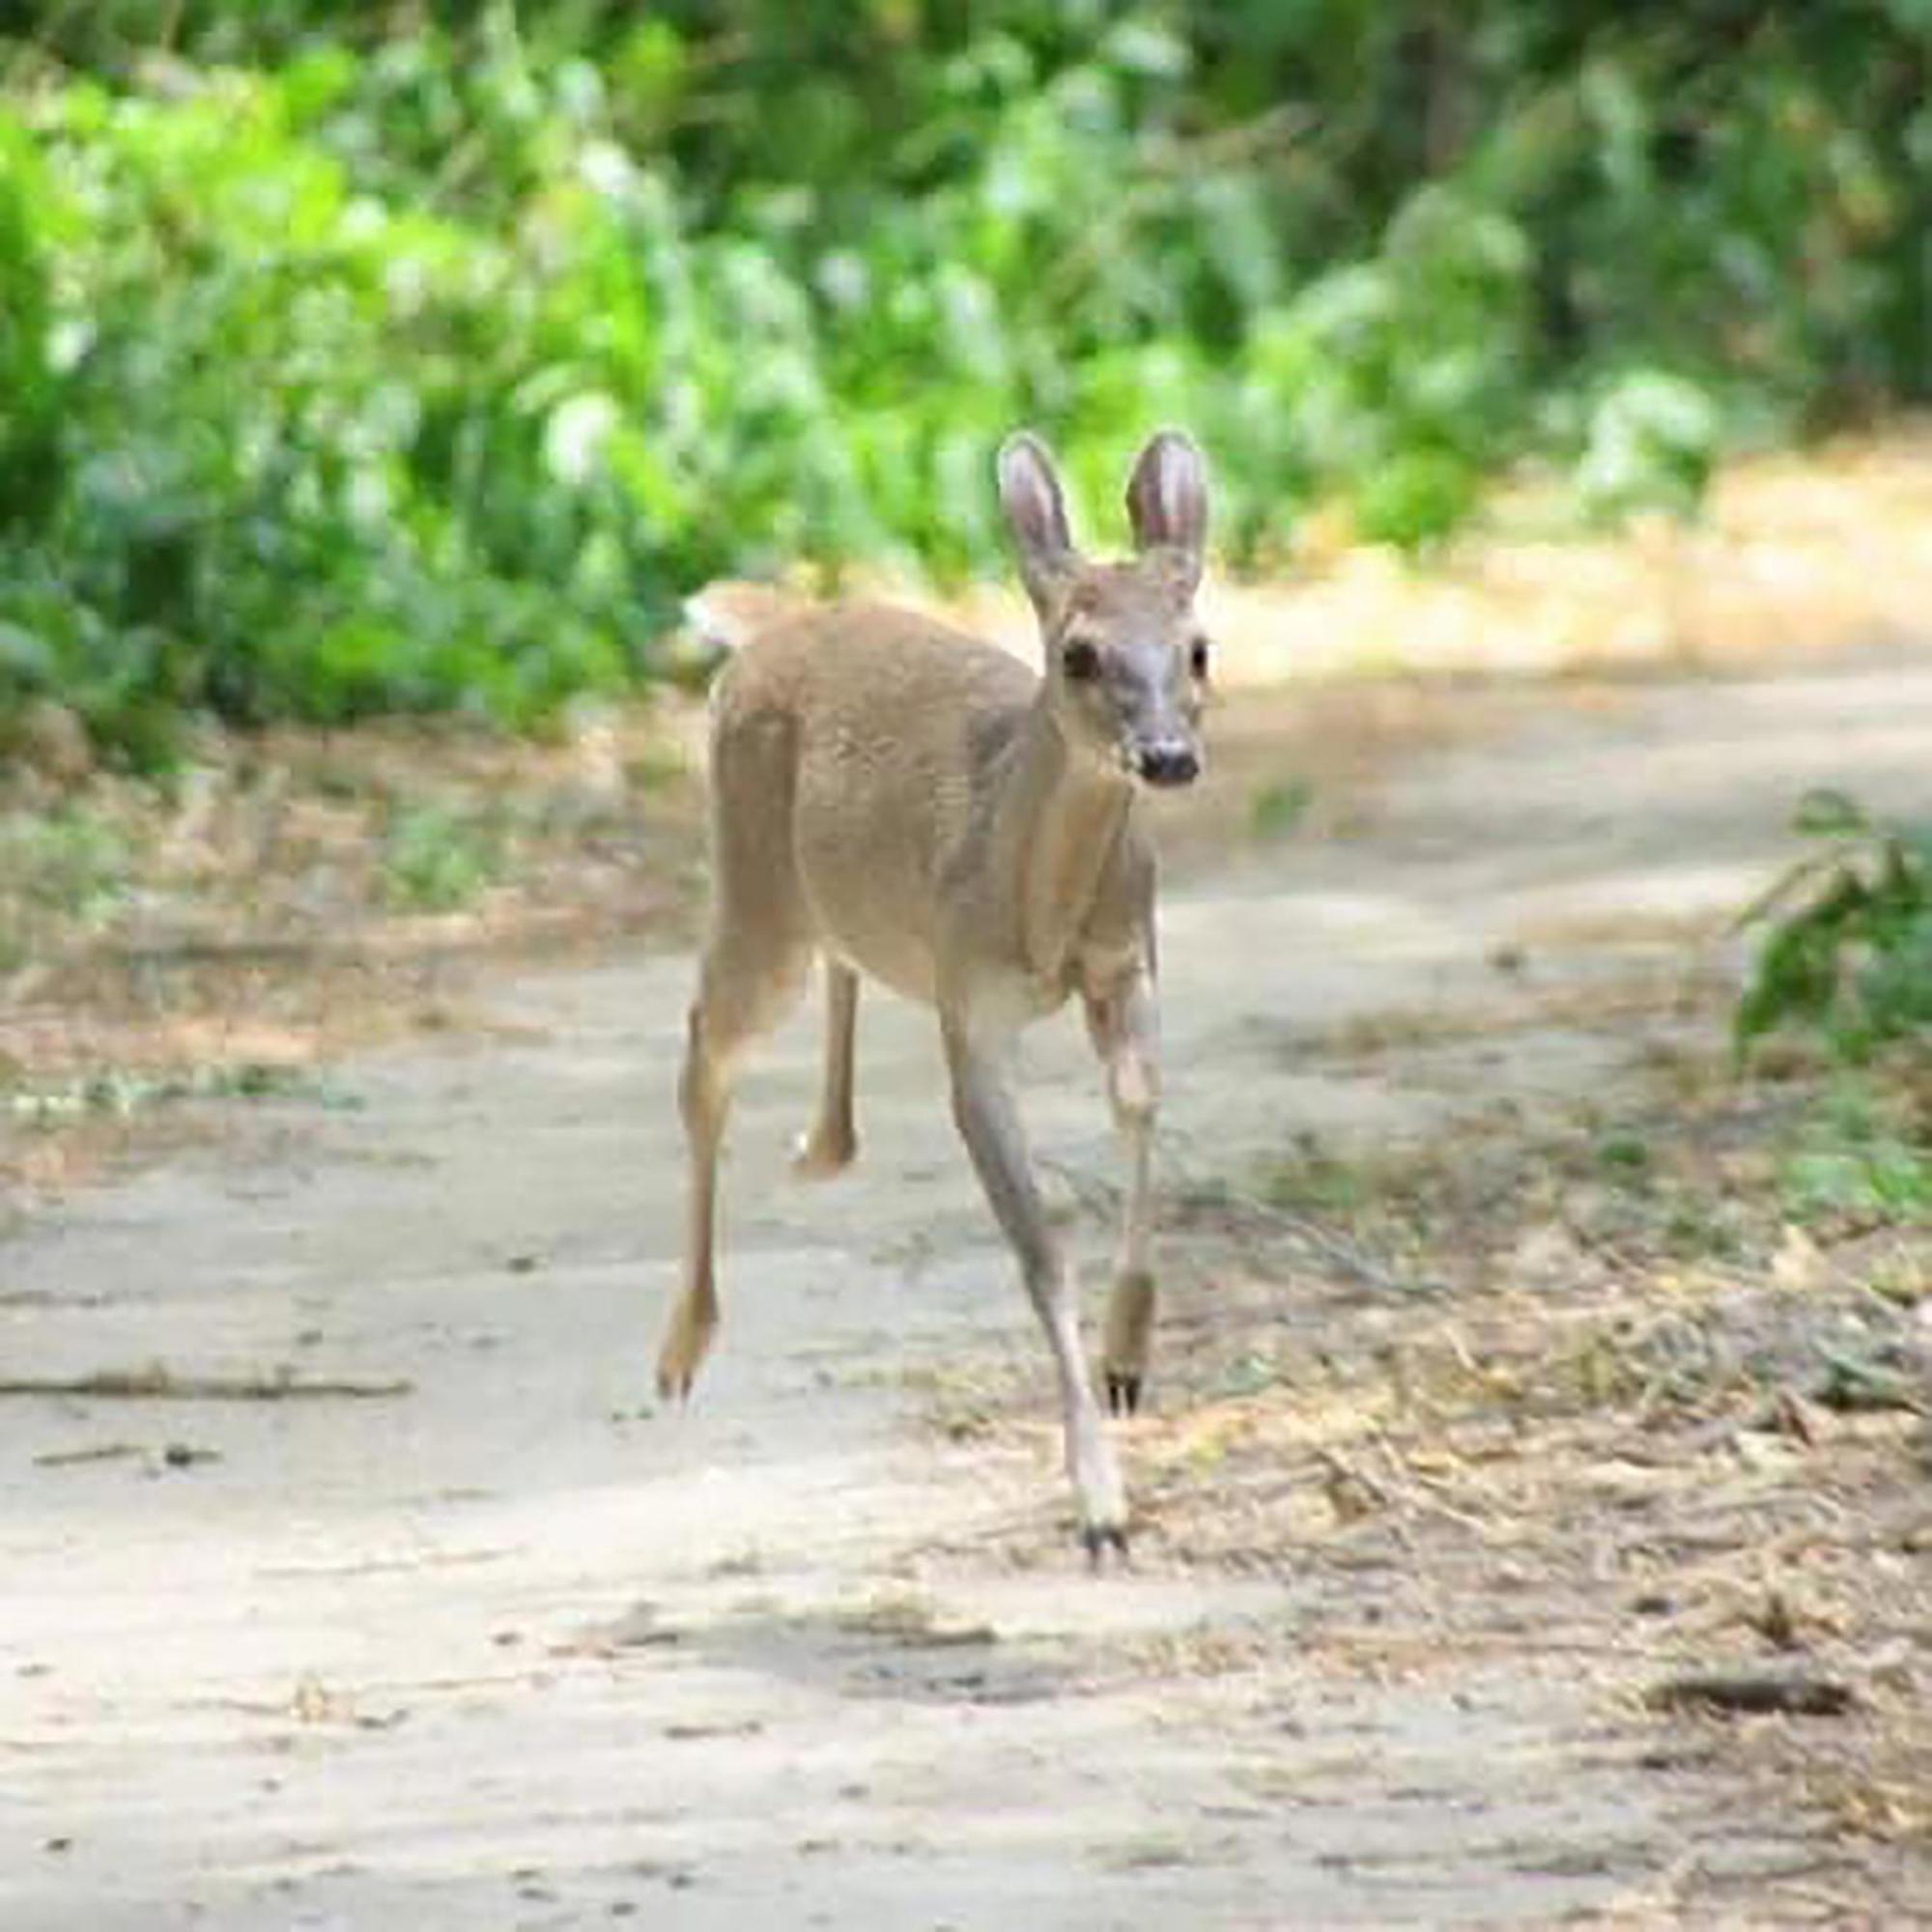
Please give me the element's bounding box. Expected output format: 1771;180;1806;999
658;714;815;1401
792;960;860;1178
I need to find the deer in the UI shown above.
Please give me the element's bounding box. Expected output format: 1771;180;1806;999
656;429;1211;1559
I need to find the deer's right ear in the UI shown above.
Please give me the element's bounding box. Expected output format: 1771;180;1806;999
997;431;1076;614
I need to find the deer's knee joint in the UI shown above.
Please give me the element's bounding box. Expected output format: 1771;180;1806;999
679;1005;743;1153
1108;1054;1158;1127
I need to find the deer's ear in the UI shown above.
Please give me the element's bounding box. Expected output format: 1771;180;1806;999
1125;430;1208;592
998;431;1076;613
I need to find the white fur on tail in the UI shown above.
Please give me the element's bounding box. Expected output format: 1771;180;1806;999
682;580;813;654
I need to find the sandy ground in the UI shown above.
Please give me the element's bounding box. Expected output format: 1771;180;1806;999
4;650;1931;1927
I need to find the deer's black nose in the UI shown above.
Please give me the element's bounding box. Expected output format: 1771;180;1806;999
1136;743;1200;787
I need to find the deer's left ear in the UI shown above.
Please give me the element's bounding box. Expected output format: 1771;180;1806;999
1124;430;1208;593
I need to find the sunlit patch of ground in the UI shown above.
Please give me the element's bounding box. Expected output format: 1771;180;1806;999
1;711;706;1205
838;425;1932;686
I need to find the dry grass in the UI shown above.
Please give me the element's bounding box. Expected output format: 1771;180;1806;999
853;425;1932;688
918;992;1932;1918
1;706;709;1205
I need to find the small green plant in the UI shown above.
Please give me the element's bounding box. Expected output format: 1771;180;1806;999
1573;369;1719;526
1593;1129;1653;1178
0;808;132;925
1777;1076;1932;1229
1662;1193;1741;1262
378;802;504;912
1735;790;1932;1063
8;1061;346;1126
1248;776;1313;839
1259;1134;1399;1219
1781;1141;1932;1227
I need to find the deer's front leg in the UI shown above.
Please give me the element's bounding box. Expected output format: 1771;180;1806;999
1084;971;1159;1416
942;1014;1127;1557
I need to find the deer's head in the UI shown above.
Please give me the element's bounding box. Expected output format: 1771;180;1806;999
998;429;1210;789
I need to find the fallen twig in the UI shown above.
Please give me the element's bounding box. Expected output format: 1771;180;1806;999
1166;1131;1439;1294
1190;1182;1421;1293
0;1363;412;1402
1645;1670;1855;1718
32;1441;144;1466
1813;1347;1925;1415
1037;1146;1428;1296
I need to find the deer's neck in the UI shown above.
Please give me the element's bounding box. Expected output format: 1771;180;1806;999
999;700;1134;987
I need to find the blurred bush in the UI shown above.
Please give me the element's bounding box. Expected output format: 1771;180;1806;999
1;3;1928;757
1737;789;1932;1064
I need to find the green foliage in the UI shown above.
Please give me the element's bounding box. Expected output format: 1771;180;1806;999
1736;790;1932;1063
1249;776;1314;839
6;1060;345;1125
1574;371;1720;526
378;801;505;913
0;804;131;923
1782;1140;1932;1227
1778;1078;1932;1228
2;4;1929;753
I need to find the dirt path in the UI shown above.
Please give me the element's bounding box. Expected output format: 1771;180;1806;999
4;654;1930;1928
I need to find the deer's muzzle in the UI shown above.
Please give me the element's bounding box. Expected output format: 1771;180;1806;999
1135;743;1201;787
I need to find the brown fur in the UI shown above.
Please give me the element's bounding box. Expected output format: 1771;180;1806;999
658;431;1211;1555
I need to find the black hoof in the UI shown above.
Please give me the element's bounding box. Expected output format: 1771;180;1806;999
1105;1372;1142;1417
1081;1522;1131;1569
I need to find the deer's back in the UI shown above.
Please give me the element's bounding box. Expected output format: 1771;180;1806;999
712;602;1037;1001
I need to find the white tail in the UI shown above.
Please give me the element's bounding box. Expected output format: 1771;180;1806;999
680;580;813;655
657;430;1212;1561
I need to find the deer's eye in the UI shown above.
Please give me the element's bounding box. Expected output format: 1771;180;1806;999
1187;636;1211;681
1062;638;1101;681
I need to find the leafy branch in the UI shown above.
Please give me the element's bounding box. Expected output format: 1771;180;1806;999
1735;789;1932;1062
